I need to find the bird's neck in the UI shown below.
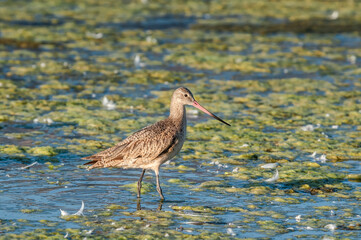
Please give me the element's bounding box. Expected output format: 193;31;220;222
169;102;186;125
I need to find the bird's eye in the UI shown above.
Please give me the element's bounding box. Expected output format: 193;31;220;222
184;94;188;97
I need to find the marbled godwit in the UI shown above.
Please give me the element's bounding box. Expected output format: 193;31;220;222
83;87;230;200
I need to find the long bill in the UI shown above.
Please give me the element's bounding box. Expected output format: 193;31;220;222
192;101;231;126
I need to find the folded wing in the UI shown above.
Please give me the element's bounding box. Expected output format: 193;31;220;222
83;120;177;169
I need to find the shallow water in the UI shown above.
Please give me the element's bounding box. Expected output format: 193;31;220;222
1;0;361;239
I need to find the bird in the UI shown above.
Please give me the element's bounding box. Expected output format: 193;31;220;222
83;87;230;200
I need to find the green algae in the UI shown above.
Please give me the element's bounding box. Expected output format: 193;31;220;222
124;69;194;85
174;164;196;172
0;0;361;239
198;180;224;189
20;209;42;214
106;204;128;210
1;145;24;154
38;219;58;227
167;178;194;189
347;174;361;182
27;146;57;156
121;182;154;195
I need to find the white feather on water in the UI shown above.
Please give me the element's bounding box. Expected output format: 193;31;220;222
134;54;146;68
316;154;327;163
300;124;320;132
329;11;339;20
210;160;228;168
347;55;357;64
265;169;279;183
45;118;53;124
74;201;85;216
59;209;69;216
33;117;53;125
83;229;93;235
102;96;116;110
86;31;103;39
325;223;336;231
226;228;236;236
309;152;327;163
60;201;84;217
260;163;279;169
146;36;158;44
19;161;38;170
134;54;141;66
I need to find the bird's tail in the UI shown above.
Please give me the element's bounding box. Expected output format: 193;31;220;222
83;160;97;166
82;155;102;169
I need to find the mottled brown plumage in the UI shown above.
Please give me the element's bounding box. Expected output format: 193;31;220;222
83;87;230;200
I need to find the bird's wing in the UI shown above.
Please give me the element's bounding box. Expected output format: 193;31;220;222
83;120;178;168
82;140;127;161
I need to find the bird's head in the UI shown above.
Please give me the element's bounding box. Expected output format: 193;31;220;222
172;87;230;126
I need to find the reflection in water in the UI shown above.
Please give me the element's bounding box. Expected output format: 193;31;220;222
137;198;163;211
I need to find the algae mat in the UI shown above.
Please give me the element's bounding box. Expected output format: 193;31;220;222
0;0;361;239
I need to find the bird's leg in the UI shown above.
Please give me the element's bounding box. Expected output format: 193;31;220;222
157;201;163;211
155;169;165;200
137;169;146;198
137;198;142;211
